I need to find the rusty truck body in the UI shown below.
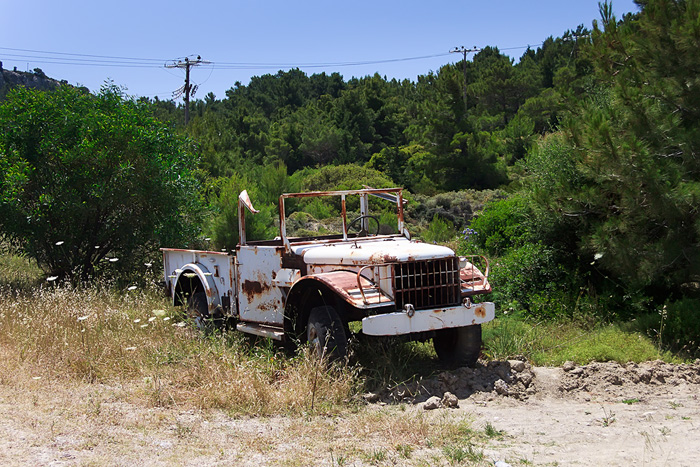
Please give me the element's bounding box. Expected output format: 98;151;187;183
162;187;494;365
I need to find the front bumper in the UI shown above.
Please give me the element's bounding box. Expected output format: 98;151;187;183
361;301;495;336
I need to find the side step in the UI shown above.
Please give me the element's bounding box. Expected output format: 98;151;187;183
237;322;285;341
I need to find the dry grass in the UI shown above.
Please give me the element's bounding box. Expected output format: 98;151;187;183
0;282;358;416
0;282;489;465
0;256;489;465
0;381;490;466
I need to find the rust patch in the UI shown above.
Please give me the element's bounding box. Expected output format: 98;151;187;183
257;301;276;312
383;255;398;263
368;253;386;265
474;305;486;319
242;280;269;302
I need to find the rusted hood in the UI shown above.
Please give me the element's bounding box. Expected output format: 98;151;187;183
290;237;455;266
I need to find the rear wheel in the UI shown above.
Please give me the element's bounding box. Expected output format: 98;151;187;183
433;324;482;367
307;305;347;361
187;292;223;331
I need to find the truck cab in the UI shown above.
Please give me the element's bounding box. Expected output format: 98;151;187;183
162;187;494;366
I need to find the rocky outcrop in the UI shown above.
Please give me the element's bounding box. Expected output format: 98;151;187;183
0;62;65;99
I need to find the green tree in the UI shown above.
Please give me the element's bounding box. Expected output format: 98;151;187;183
208;173;276;251
522;0;700;299
0;84;202;280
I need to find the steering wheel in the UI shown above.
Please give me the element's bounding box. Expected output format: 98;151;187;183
347;215;380;237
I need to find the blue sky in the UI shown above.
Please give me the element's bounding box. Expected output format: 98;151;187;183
1;1;639;101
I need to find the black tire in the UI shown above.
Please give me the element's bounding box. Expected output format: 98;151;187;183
187;291;217;331
307;305;347;361
433;324;482;367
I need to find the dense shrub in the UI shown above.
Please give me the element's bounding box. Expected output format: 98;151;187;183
0;84;202;281
421;214;456;244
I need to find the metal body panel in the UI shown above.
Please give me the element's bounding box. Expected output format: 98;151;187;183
362;302;496;336
291;237;454;266
236;245;285;326
236;323;285;341
292;270;394;309
161;248;236;314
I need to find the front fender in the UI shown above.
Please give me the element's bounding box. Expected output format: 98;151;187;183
290;270;394;309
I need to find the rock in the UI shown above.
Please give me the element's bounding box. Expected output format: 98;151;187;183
438;371;458;388
637;369;652;383
509;360;526;373
442;392;459;408
605;374;622;385
563;361;576;371
570;367;584;376
518;371;534;388
423;396;442;410
494;379;509;395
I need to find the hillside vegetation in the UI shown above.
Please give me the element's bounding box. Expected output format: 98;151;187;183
1;0;699;356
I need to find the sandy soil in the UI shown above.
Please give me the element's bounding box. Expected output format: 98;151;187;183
1;360;698;466
469;364;700;466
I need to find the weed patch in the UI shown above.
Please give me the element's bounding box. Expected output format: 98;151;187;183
0;284;358;416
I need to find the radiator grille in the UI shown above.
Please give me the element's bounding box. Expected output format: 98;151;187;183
393;257;460;310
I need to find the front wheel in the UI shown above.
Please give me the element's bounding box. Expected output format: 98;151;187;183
307;305;347;361
433;324;482;367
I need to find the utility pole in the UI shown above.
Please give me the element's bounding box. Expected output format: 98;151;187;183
165;55;207;125
449;46;479;112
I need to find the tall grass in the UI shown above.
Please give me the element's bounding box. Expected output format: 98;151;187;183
0;243;43;289
0;282;359;415
483;316;681;366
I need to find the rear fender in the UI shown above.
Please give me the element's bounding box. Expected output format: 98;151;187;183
173;263;221;314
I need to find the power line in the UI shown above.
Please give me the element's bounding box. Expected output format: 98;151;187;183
0;47;452;70
0;46;167;62
0;45;547;75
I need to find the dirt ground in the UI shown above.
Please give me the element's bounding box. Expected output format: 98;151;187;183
1;360;698;466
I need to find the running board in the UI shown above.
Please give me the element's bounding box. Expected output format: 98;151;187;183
236;323;285;341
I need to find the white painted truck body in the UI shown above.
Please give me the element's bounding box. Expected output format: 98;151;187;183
162;188;494;347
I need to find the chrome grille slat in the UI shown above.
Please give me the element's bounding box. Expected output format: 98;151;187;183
393;258;460;310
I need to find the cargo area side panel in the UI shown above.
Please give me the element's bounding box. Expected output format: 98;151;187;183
236;246;285;326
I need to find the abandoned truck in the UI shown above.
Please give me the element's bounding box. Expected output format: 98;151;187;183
162;187;494;366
